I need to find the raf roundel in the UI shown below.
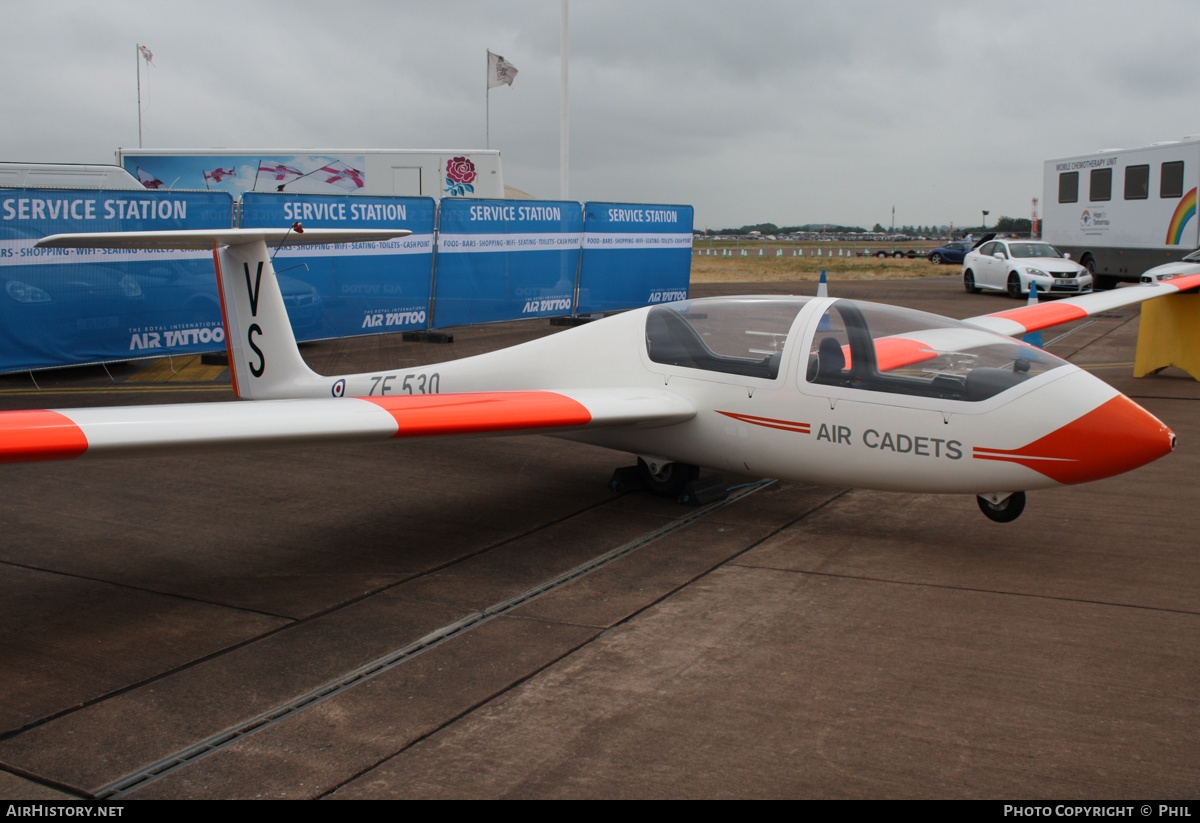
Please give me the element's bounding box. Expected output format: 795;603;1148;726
332;379;346;398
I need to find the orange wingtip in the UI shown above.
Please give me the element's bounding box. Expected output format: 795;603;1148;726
0;410;89;464
362;391;592;437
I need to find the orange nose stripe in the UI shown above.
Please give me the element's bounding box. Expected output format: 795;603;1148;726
973;395;1174;484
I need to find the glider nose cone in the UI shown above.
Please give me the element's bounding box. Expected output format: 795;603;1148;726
1048;395;1175;485
976;394;1174;486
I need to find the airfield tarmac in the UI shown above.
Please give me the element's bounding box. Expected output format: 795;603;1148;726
0;276;1197;800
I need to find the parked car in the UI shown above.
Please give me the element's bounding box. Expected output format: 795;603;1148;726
857;248;925;259
1140;249;1200;283
927;241;973;265
962;237;1092;298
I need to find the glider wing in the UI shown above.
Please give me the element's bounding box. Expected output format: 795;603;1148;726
966;274;1200;337
0;388;696;465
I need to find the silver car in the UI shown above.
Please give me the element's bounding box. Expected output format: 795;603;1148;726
1140;249;1200;283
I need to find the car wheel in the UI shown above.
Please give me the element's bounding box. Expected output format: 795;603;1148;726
930;253;943;265
1007;272;1023;299
964;270;980;294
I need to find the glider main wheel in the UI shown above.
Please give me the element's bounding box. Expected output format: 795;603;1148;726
930;253;943;265
977;492;1026;523
964;270;980;294
636;458;698;498
1007;273;1023;299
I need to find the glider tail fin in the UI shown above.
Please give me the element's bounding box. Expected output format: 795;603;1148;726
214;236;321;399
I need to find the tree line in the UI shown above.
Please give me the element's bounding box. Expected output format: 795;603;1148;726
707;217;1033;237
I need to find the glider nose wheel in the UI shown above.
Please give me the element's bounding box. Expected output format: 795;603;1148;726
977;491;1026;522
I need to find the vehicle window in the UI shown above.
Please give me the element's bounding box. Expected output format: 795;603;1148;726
645;298;806;379
1089;168;1112;202
804;300;1067;402
1125;165;1150;200
1007;243;1062;259
1059;171;1079;203
1161;161;1184;198
979;241;998;256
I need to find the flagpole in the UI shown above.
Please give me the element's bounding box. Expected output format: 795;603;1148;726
560;1;569;200
136;44;143;148
486;51;491;150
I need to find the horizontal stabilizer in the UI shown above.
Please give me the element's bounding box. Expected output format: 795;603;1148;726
35;227;411;250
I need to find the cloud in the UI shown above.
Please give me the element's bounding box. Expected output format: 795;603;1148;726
1;0;1195;229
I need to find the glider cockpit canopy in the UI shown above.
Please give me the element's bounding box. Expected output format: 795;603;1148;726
644;296;1071;402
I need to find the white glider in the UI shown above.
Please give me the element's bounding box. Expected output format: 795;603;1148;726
4;227;1197;522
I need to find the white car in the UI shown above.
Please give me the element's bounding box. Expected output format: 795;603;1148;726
1140;249;1200;283
962;237;1092;298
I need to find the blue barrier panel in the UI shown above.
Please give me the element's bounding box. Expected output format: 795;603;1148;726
240;193;435;339
576;202;694;313
0;188;233;372
432;199;583;328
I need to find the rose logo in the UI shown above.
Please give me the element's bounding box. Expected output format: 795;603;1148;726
444;156;476;197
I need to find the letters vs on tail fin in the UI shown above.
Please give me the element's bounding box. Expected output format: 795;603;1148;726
36;228;412;399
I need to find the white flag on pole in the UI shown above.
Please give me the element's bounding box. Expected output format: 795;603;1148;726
487;51;518;89
138;45;154;65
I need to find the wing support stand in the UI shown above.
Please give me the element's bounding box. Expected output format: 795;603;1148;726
1134;291;1200;380
610;457;728;506
401;331;454;344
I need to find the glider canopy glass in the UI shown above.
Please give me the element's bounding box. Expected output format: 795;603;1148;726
806;300;1069;402
645;297;809;380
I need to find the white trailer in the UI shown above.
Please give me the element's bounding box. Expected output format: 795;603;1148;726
0;162;144;190
1043;139;1200;288
115;148;504;201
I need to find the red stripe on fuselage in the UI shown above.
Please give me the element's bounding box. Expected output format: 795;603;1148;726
716;410;810;433
0;410;89;463
362;392;592;437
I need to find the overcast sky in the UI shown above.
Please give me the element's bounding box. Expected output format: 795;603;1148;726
3;0;1196;231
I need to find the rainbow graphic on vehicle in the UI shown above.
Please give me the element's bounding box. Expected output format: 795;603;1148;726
1165;187;1197;245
